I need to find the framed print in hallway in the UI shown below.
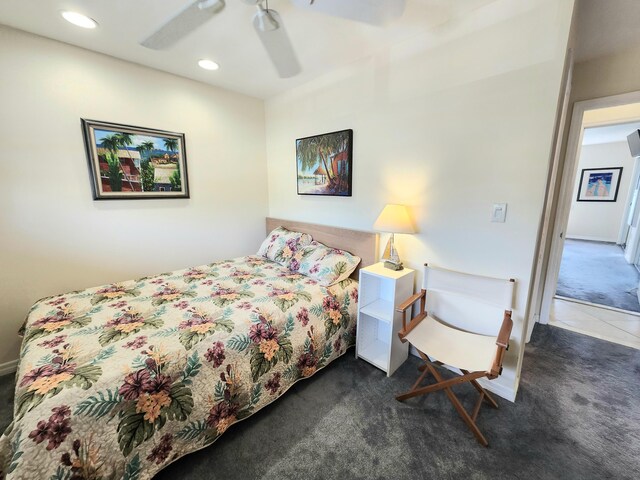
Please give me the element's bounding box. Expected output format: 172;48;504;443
296;129;353;196
82;119;189;200
576;167;622;202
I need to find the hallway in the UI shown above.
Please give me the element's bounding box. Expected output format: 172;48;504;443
556;239;640;312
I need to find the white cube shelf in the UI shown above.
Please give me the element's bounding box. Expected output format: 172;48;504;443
356;263;415;376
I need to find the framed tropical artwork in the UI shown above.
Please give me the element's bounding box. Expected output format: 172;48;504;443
81;119;189;200
576;167;623;202
296;129;353;196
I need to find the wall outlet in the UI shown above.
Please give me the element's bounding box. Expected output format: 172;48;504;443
491;203;507;223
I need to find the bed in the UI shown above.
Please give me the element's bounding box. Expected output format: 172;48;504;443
0;218;377;480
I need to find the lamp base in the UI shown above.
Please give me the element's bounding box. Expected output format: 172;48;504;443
384;261;404;271
382;233;403;268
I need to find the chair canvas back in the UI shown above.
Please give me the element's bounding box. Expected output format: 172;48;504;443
423;266;514;336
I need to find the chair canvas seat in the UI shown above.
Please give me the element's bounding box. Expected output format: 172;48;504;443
404;315;498;373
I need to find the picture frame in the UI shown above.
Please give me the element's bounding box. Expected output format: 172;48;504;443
576;167;623;202
296;129;353;197
81;119;189;200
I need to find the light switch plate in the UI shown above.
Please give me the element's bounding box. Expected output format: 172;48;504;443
491;203;507;223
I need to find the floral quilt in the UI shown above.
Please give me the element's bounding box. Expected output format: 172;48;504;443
0;256;358;480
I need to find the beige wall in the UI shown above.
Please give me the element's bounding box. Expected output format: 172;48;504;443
0;27;268;367
265;0;575;401
583;103;640;125
566;142;634;242
573;44;640;102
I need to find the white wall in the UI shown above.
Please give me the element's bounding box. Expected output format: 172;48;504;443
265;0;575;400
0;27;268;367
566;142;634;242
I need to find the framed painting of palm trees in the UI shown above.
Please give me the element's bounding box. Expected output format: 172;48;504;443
296;129;353;196
81;119;189;199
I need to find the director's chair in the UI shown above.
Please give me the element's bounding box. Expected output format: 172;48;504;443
396;264;515;447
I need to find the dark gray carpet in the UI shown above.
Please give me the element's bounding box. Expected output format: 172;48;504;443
557;239;640;312
0;373;12;442
1;326;639;479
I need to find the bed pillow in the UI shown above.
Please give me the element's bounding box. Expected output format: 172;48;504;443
294;240;361;286
258;227;313;267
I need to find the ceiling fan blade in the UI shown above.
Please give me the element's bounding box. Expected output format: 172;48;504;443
141;0;226;49
289;0;406;26
253;9;301;78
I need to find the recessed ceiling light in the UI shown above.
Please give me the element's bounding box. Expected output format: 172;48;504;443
61;11;98;29
198;59;220;71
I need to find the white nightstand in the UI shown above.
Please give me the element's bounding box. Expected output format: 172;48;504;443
355;262;415;376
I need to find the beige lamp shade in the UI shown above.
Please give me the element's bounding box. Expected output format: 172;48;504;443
373;204;415;233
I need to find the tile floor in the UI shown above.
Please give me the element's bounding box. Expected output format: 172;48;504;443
550;297;640;349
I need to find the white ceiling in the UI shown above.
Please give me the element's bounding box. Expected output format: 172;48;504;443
583;121;640;146
0;0;497;99
574;0;640;63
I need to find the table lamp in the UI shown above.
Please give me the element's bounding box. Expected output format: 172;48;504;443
373;204;415;270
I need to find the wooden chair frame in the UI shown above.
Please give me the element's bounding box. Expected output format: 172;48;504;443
395;272;514;447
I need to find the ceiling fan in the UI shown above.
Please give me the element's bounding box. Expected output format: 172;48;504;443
140;0;407;78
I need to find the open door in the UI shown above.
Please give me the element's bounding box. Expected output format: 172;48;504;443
624;159;640;264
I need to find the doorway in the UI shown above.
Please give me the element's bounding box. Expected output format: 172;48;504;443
556;120;640;312
537;94;640;349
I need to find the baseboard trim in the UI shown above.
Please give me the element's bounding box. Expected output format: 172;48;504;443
0;359;18;377
477;378;517;402
409;348;516;402
564;236;618;244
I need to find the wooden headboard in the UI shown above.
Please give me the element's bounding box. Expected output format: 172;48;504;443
265;217;379;279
